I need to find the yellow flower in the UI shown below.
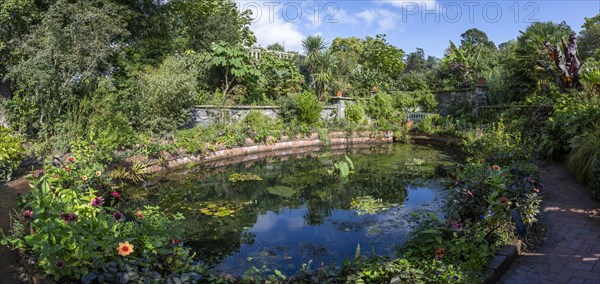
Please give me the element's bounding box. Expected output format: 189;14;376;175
117;241;134;256
95;171;102;177
81;175;88;181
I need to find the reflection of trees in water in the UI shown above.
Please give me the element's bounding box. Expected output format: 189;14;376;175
125;144;452;266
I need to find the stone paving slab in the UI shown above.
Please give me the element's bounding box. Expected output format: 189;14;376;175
499;162;600;284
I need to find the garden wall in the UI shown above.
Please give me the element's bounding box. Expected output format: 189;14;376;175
187;97;353;127
433;84;488;116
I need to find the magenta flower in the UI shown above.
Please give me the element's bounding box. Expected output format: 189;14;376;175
112;211;124;221
91;197;103;207
527;176;535;183
69;213;78;222
110;191;122;199
60;212;78;224
22;209;33;220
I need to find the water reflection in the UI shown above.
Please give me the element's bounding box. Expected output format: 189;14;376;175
127;144;455;275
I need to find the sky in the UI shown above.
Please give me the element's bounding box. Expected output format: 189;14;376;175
236;0;600;57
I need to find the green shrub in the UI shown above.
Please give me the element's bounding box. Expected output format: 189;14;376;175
567;127;600;187
345;103;365;123
137;55;198;132
89;112;136;153
366;93;395;121
0;127;24;181
175;127;206;155
243;110;281;143
591;160;600;200
277;96;297;123
295;91;322;125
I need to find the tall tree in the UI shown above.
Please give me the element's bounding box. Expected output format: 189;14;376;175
579;14;600;61
4;0;128;135
312;51;338;99
512;21;574;96
360;34;405;80
302;35;328;74
266;43;285;52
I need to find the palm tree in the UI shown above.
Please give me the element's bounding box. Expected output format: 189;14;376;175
312;51;338;99
302;35;328;74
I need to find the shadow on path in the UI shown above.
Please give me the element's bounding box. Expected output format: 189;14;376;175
1;178;31;284
499;161;600;284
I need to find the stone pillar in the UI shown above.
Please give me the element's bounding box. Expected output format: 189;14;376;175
330;97;356;120
475;78;488;116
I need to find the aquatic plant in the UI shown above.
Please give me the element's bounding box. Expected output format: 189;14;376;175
228;173;263;183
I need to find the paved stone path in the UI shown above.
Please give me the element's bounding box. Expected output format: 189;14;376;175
0;178;30;284
499;161;600;284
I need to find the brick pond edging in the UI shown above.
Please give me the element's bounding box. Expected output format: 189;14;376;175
138;131;394;174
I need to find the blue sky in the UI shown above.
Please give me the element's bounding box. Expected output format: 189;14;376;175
237;0;600;57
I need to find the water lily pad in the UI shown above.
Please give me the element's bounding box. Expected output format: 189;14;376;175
228;173;262;183
266;185;297;198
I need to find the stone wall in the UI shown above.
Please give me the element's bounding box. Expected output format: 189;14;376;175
188;97;352;127
433;85;488;116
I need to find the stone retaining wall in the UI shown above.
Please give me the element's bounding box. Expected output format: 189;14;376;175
433;85;488;116
187;97;352;127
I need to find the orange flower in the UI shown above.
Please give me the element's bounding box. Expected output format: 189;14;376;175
81;175;88;181
95;171;102;177
435;247;445;260
117;241;134;256
492;165;501;171
136;211;144;219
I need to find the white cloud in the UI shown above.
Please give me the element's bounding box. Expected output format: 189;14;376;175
382;0;439;9
356;9;378;25
237;1;305;52
354;8;402;33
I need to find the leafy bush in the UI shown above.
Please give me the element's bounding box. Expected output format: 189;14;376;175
1;141;200;282
137;55;198;132
345;103;365;123
242;110;282;143
89;111;136;153
464;121;531;166
538;94;600;159
567;127;600;187
295;91;322;125
366;93;395;121
591;160;600;200
0;127;24;180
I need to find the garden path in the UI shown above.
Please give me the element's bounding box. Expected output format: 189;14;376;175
499;161;600;284
0;178;30;284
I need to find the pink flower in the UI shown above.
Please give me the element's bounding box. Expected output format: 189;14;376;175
111;191;122;199
112;211;124;221
91;197;103;207
65;167;71;172
68;157;75;163
22;210;33;220
527;176;535;183
500;196;509;206
533;188;540;193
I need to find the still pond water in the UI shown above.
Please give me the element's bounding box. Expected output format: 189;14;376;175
128;143;456;276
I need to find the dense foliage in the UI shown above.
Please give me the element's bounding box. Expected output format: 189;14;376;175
0;1;598;282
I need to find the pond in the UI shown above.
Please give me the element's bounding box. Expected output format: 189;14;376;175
127;143;457;276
